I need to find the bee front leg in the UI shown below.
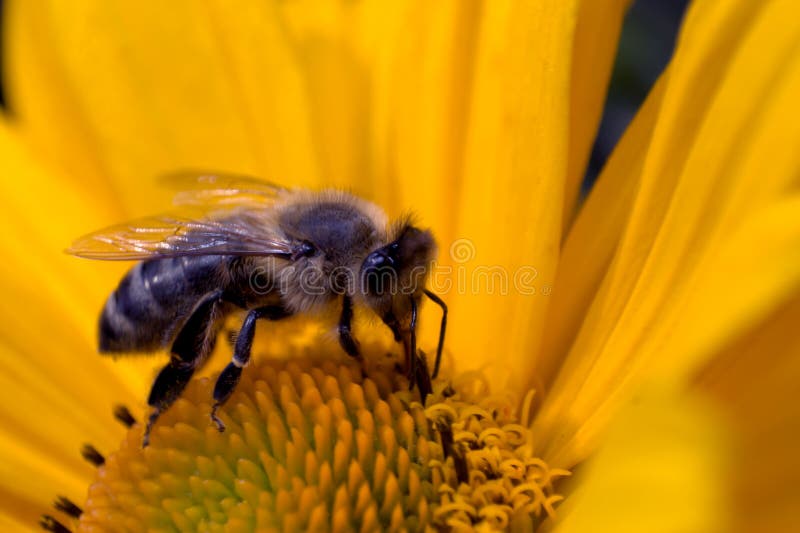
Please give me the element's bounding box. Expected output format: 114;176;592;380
210;304;290;431
338;295;361;359
413;351;432;405
383;302;428;400
407;296;418;390
404;296;432;403
144;290;223;447
381;310;403;343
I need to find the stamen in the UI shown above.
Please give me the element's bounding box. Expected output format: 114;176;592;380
39;515;71;533
424;372;570;530
112;405;137;428
53;496;82;518
79;444;104;467
520;388;536;427
436;418;456;459
451;443;470;485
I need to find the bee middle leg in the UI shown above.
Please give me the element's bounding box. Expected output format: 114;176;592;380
144;290;223;447
210;304;290;431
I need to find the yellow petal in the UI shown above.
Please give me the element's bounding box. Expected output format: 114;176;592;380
0;513;37;533
278;0;409;195
371;0;630;378
535;74;667;394
3;1;122;215
697;294;800;533
651;197;800;380
0;414;94;529
552;387;731;533
368;1;481;233
0;124;150;524
0;120;147;389
446;0;579;391
534;0;800;467
6;0;321;217
563;0;631;228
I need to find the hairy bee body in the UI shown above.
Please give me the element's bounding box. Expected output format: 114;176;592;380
100;194;387;352
71;181;447;445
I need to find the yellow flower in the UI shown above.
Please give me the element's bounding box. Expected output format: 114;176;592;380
1;0;798;532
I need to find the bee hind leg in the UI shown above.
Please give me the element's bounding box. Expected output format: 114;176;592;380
210;304;290;432
143;290;223;447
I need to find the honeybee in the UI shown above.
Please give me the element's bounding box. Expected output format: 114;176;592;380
69;174;447;446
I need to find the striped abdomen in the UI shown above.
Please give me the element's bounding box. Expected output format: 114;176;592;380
99;256;229;353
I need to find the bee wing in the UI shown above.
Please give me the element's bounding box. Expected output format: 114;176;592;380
160;170;288;207
67;210;293;261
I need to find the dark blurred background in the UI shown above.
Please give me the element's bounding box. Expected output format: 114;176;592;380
0;0;688;192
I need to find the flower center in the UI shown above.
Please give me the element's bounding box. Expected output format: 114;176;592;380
65;353;567;532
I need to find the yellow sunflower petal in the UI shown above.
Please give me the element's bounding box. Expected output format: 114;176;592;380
0;120;151;386
0;399;95;529
697;294;800;533
6;0;321;217
446;0;578;390
552;387;731;533
372;0;631;373
0;124;153;525
0;513;36;533
534;0;800;467
563;0;632;227
368;1;481;234
2;1;121;215
278;0;411;195
535;75;667;394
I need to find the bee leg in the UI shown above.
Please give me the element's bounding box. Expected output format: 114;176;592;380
381;311;407;375
407;296;419;391
414;349;432;404
338;295;361;360
143;290;223;447
381;310;403;343
423;289;448;379
210;304;290;431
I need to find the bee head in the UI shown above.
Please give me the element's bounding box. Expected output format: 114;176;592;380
360;221;436;314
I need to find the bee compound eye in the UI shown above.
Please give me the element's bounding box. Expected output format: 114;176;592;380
362;251;397;295
364;251;388;270
296;240;316;258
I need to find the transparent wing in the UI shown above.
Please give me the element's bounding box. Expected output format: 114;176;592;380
159;170;288;207
67;210;293;261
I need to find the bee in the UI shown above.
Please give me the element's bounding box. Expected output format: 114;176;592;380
69;174;447;446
